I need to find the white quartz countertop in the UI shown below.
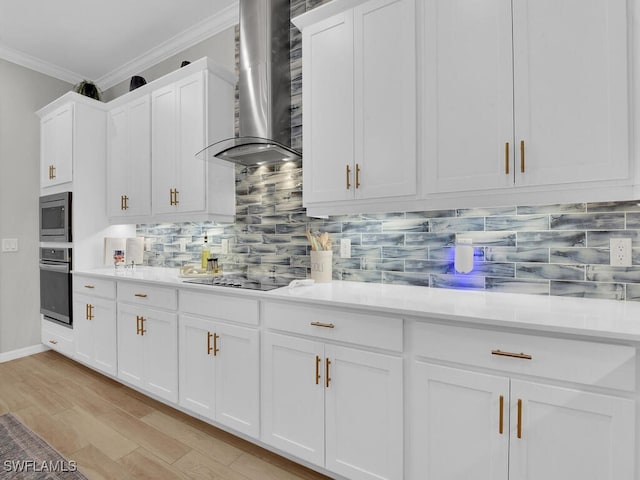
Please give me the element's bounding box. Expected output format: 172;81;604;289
74;267;640;343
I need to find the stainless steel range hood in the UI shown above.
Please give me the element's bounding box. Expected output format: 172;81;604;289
196;0;301;166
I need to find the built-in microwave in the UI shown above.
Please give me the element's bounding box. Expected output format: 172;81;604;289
39;192;72;242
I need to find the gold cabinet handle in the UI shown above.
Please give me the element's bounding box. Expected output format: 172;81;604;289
213;333;220;356
84;285;95;289
517;398;523;439
499;395;504;434
48;339;58;345
491;349;532;360
136;315;146;335
136;315;141;334
207;332;213;355
315;355;321;385
505;143;510;174
86;304;94;320
49;165;56;179
169;188;174;206
310;321;335;329
346;165;351;190
121;195;129;210
325;357;331;388
174;189;179;205
134;293;148;298
355;163;361;188
520;140;525;173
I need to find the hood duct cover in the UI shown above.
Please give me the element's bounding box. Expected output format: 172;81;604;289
197;0;301;166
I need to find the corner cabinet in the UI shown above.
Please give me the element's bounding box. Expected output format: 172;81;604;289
408;321;637;480
421;0;632;206
261;301;403;480
151;63;236;223
293;0;417;216
107;94;151;221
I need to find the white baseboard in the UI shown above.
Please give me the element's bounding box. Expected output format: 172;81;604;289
0;344;48;363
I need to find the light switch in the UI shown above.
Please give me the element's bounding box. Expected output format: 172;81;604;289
2;238;18;252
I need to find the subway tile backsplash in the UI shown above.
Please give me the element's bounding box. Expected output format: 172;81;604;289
137;0;640;300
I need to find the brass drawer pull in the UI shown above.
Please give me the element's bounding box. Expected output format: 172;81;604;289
491;349;532;360
48;339;58;345
134;293;148;298
346;165;351;190
84;285;95;289
310;322;335;329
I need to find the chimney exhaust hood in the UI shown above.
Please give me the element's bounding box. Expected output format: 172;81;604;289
196;0;301;166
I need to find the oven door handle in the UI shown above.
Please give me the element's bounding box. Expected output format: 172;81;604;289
39;263;70;273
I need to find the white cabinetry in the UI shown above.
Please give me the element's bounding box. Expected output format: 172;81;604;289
178;290;260;438
73;275;117;375
116;282;178;403
151;62;236;223
41;318;75;358
40;103;73;188
408;322;636;480
261;301;403;480
293;0;417;216
422;0;630;205
107;94;151;221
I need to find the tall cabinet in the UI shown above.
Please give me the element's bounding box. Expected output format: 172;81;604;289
293;0;417;215
421;0;630;199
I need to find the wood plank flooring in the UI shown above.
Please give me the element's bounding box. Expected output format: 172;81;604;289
0;351;333;480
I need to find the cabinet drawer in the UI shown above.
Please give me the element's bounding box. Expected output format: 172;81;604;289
411;322;636;392
118;282;177;310
74;275;116;299
41;318;74;358
180;290;259;326
263;301;402;352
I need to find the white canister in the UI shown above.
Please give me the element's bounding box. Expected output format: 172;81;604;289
310;250;333;283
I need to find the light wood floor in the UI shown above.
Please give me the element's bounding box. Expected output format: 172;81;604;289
0;350;333;480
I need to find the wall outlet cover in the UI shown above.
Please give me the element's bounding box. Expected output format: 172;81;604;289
340;238;351;258
610;237;632;267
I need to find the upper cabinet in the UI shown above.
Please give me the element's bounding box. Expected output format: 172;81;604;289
293;0;417;216
40;103;74;188
107;94;152;221
422;0;631;205
151;64;236;223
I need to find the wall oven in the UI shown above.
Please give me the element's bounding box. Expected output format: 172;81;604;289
39;192;72;242
40;247;72;327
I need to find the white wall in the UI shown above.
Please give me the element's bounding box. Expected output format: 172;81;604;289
103;26;236;101
0;59;71;354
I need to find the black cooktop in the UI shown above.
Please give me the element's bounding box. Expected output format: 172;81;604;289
182;275;281;291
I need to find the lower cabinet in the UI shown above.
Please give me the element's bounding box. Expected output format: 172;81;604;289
117;303;178;403
409;322;637;480
261;331;403;480
73;294;117;375
178;314;260;438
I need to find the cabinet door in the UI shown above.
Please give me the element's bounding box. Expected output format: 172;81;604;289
325;344;403;480
179;315;216;419
410;362;509;480
117;303;144;388
41;104;73;187
421;0;514;194
508;380;635;480
512;0;629;187
175;72;207;213
151;84;177;215
73;295;93;365
214;322;260;438
261;332;325;466
92;298;117;376
302;10;355;204
107;96;151;218
354;0;416;200
142;308;178;403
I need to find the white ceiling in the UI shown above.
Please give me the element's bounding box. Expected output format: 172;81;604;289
0;0;238;89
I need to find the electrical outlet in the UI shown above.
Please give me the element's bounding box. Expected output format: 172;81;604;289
179;238;187;252
340;238;351;258
610;237;632;267
221;238;229;254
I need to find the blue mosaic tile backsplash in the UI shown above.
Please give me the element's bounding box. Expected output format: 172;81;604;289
137;0;640;301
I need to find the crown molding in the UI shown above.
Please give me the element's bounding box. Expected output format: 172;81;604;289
0;43;82;85
97;1;239;90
